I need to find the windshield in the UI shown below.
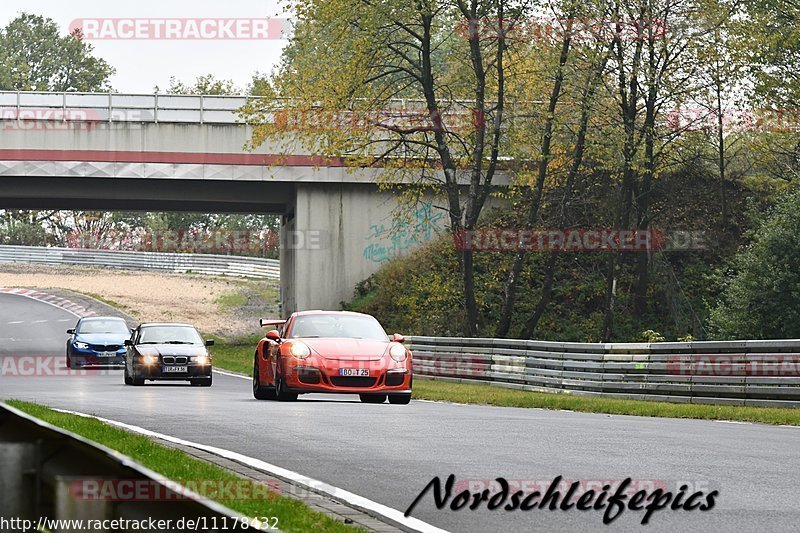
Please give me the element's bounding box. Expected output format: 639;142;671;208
138;326;203;345
288;314;388;340
77;319;129;335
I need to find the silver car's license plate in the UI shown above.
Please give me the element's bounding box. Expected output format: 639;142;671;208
339;368;369;377
163;366;188;373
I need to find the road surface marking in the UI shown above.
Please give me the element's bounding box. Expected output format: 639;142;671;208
213;369;250;380
7;321;23;325
52;408;449;533
32;319;49;324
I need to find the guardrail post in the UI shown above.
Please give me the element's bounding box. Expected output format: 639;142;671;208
200;94;204;124
0;442;37;517
108;92;113;123
154;93;159;124
55;476;113;532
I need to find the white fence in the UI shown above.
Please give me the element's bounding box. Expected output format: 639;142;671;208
0;245;279;280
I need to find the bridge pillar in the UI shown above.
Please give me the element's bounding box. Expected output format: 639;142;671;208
279;183;446;316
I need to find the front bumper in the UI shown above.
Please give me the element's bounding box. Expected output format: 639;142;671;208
136;363;212;380
70;350;126;367
283;357;412;394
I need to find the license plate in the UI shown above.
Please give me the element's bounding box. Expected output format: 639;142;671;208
339;368;369;377
163;366;188;373
99;352;117;357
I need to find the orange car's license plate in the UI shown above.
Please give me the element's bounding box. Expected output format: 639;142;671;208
339;368;369;377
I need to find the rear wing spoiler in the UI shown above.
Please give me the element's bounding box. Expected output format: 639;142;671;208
259;318;286;328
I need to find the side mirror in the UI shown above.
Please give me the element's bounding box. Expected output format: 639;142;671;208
205;339;215;347
391;333;405;343
67;329;76;335
124;339;133;346
265;330;281;342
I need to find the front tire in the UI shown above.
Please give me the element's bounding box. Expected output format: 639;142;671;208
276;375;298;402
130;365;144;386
253;352;277;400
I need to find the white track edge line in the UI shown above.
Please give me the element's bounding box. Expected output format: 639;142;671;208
213;368;250;380
51;408;449;533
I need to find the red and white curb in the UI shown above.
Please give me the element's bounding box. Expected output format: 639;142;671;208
0;288;96;318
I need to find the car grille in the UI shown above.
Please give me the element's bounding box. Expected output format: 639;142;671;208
90;344;121;352
162;356;188;365
329;376;377;388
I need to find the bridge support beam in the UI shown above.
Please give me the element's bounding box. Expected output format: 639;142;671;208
280;183;446;316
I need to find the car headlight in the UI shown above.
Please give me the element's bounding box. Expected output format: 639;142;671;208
194;355;209;365
74;341;89;350
142;355;157;365
289;341;311;359
389;342;407;362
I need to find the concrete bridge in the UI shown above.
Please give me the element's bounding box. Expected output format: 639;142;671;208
0;91;502;315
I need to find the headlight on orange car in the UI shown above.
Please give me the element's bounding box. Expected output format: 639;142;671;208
289;341;311;359
389;342;407;362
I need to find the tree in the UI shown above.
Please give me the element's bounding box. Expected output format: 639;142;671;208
0;13;114;91
159;74;239;95
710;188;800;339
242;0;533;335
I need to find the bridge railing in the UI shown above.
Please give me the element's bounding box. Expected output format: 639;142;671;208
408;336;800;408
0;90;533;127
0;91;256;124
0;245;279;280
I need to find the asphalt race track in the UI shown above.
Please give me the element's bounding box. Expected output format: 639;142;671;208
2;291;800;532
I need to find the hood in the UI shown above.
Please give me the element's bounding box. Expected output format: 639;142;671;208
75;333;129;346
299;338;390;361
136;344;208;357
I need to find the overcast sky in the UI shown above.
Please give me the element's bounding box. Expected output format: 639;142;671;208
1;0;290;93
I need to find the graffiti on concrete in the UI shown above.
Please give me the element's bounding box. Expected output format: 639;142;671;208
362;202;444;263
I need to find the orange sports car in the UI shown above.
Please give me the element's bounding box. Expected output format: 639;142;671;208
252;310;412;404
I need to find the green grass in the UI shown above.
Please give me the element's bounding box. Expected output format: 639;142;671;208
412;378;800;426
6;400;361;533
81;292;135;315
216;291;248;311
209;335;260;375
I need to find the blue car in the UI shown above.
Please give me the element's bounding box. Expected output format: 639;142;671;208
66;317;132;369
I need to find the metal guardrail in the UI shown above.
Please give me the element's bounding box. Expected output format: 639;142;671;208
0;402;262;531
0;245;280;280
409;336;800;408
